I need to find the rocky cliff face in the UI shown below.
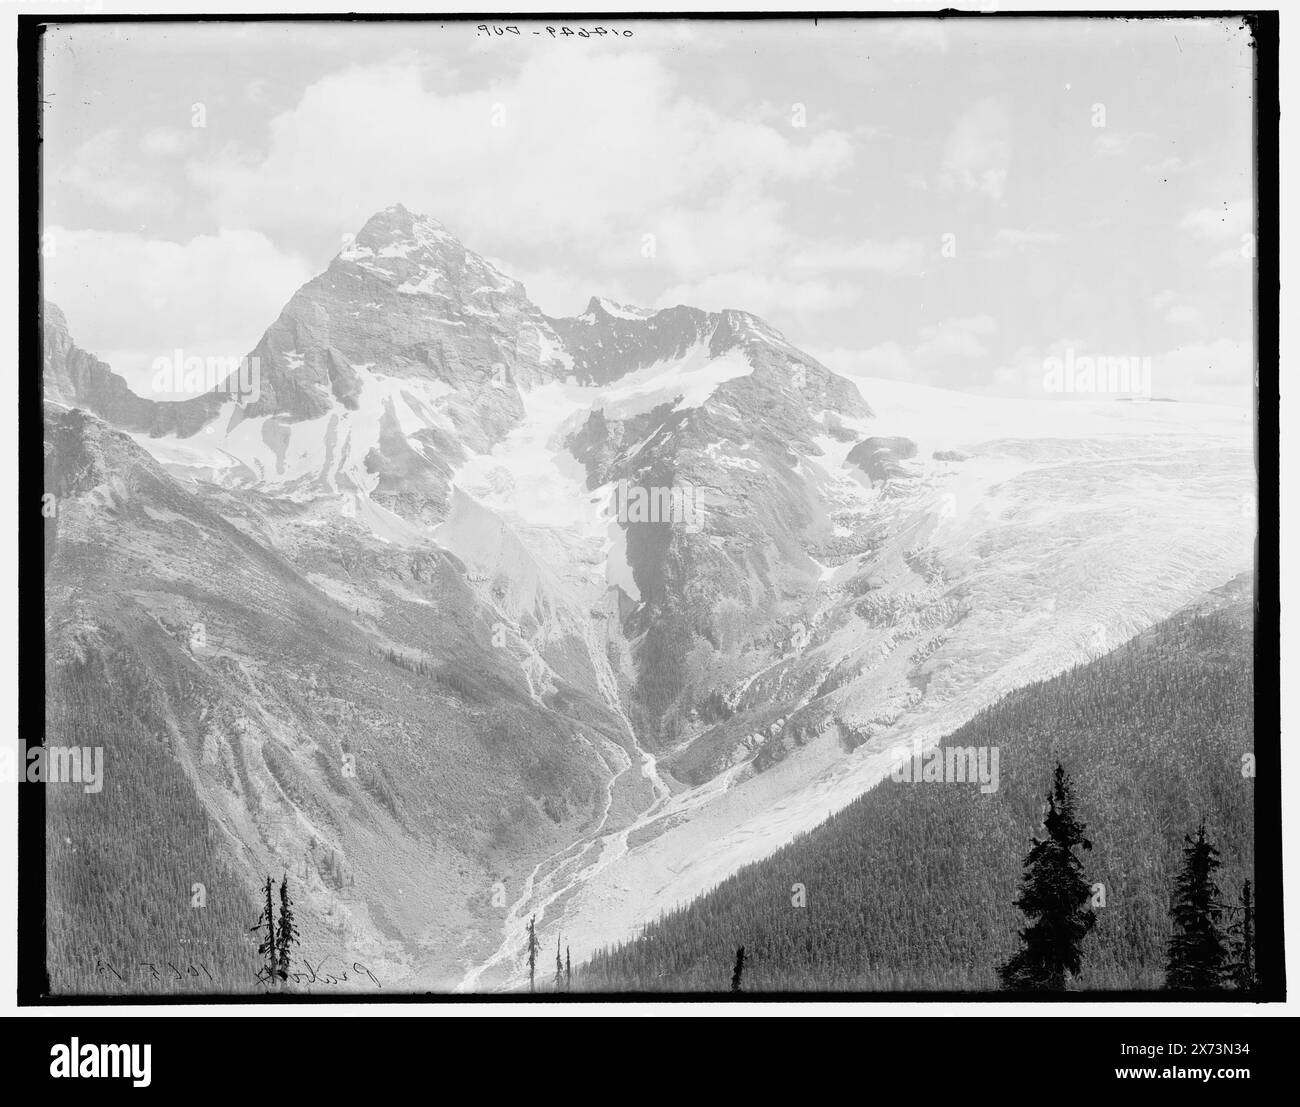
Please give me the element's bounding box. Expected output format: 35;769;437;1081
43;301;223;437
240;205;563;433
846;436;919;484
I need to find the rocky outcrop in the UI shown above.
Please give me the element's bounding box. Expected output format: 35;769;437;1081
235;205;568;447
846;436;919;483
42;301;223;437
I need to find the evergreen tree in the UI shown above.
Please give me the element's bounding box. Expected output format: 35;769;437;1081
1227;880;1256;991
249;875;276;986
998;763;1096;991
1166;822;1228;991
730;946;745;992
555;935;564;992
527;914;539;993
275;873;300;983
566;945;572;992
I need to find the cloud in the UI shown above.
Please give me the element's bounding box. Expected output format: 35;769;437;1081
1149;290;1202;330
1179;199;1252;241
790;238;924;274
935;97;1010;200
43;226;312;392
55;52;867;371
654;231;924;329
626;187;795;279
61;129;181;215
194;53;854;270
1180;199;1254;270
1210;243;1255;267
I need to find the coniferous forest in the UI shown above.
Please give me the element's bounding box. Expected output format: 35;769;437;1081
44;646;262;994
579;581;1256;992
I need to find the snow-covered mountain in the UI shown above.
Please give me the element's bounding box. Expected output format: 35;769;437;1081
43;206;1255;991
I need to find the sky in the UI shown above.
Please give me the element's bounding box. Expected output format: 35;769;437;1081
40;16;1257;406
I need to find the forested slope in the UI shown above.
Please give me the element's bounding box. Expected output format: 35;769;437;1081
580;575;1255;992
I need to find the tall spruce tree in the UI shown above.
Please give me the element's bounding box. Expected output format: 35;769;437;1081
1166;822;1228;991
998;763;1096;991
555;935;564;992
250;875;277;986
1228;880;1257;991
526;914;539;993
566;945;572;992
275;873;300;983
730;946;745;992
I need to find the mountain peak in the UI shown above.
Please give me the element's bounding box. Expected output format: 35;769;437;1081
350;204;455;252
583;296;657;322
332;205;523;305
44;299;69;332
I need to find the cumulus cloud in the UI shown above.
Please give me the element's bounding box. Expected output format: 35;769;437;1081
935;97;1010;201
48;51;865;374
193;53;854;268
43;226;312;392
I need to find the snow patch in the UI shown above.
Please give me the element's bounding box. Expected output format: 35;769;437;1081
596;297;656;321
594;344;752;419
396;268;446;297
